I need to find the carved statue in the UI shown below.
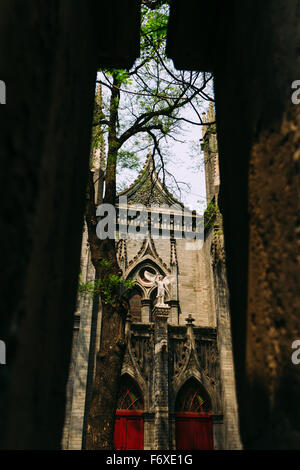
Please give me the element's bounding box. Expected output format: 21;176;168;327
144;270;174;307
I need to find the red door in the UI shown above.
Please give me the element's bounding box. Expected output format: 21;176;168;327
114;375;144;450
175;379;214;450
176;412;214;450
114;410;144;450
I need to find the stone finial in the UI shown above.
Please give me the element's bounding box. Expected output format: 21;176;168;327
185;314;195;326
147;150;154;171
117;239;127;269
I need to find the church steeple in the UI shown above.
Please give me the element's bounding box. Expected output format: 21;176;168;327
117;152;183;208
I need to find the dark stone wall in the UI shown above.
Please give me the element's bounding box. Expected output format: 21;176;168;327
215;1;300;449
0;1;98;450
167;0;300;449
0;0;299;450
0;0;140;450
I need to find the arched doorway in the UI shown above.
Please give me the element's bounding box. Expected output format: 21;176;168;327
113;375;144;450
175;378;214;450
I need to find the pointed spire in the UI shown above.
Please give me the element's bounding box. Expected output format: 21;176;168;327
144;151;156;177
118;239;127;271
147;150;153;166
185;314;198;364
170;238;178;266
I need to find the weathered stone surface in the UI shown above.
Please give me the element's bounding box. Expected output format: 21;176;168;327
167;0;300;449
64;148;241;449
0;0;140;450
2;0;298;451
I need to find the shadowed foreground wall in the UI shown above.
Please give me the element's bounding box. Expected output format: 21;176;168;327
0;0;140;449
167;0;300;448
0;0;299;450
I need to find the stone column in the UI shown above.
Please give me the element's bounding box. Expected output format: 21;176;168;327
168;300;179;325
153;306;170;450
185;314;196;345
67;249;95;449
169;238;179;326
143;412;155;450
68;291;94;449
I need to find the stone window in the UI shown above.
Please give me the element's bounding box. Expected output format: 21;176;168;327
129;290;142;322
117;376;144;410
138;266;156;285
175;379;211;413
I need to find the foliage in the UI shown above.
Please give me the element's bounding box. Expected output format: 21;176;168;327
204;200;220;229
84;0;214;450
78;267;135;306
140;3;169;54
201;123;217;154
95;3;213;199
86;2;215;297
117;150;141;171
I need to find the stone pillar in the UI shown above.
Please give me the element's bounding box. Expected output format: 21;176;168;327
168;300;179;325
169;413;176;450
169;238;179;327
153;306;170;450
125;312;132;336
212;415;224;450
185;314;196;347
67;250;95;450
212;250;242;449
143;412;155;450
141;299;151;323
68;292;94;449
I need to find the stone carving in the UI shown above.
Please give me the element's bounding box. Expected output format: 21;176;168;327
125;235;169;274
117;238;127;270
172;340;190;380
170;238;178;266
144;270;174;307
196;339;220;386
130;334;153;379
169;330;222;409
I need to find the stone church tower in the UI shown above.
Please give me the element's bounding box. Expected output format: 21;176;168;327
62;103;242;450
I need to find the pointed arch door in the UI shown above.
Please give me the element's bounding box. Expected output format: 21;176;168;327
113;376;144;450
175;379;214;450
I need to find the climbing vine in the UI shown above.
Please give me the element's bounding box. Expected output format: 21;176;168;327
204;200;220;230
78;260;135;305
201;123;217;154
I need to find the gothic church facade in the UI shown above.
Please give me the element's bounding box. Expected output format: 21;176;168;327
62;105;241;450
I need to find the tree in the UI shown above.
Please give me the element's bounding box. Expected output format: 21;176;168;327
84;3;213;449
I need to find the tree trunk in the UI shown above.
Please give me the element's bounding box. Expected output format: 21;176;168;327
85;294;127;449
85;73;127;449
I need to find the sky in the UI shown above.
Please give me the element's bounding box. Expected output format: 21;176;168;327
161;113;208;213
116;100;210;215
98;57;212;213
111;5;214;215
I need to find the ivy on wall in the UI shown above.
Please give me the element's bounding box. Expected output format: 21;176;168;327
78;259;135;305
204;200;220;230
